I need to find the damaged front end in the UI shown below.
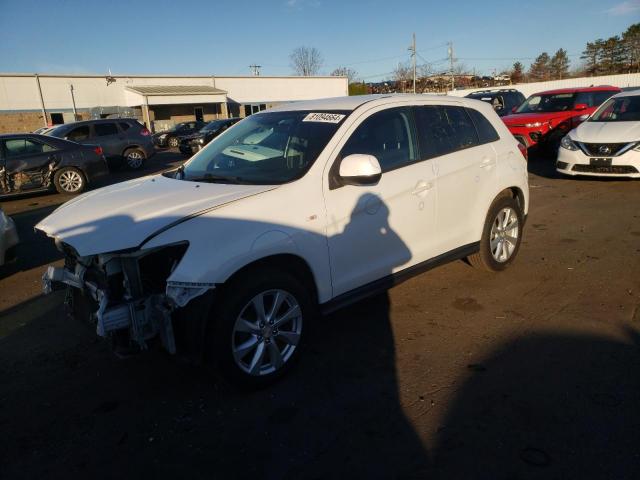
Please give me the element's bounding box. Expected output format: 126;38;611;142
43;241;213;356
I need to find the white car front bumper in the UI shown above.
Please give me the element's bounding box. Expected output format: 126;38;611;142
557;145;640;178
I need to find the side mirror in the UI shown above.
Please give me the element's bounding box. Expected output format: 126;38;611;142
574;103;588;111
339;154;382;186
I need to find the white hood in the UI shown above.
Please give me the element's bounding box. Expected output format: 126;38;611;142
572;120;640;143
36;174;276;256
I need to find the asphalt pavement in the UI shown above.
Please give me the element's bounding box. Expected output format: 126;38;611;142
1;152;639;479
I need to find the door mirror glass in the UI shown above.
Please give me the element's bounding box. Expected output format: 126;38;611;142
339;154;382;186
574;103;588;111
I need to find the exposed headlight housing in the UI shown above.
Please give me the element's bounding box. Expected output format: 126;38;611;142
560;135;578;151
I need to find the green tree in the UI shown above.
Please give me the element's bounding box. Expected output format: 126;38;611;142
622;23;640;72
529;52;551;81
581;40;602;76
511;61;524;83
550;48;570;79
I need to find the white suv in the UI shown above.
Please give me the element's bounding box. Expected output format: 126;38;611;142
37;94;529;387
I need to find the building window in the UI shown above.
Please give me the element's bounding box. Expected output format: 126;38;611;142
194;106;204;122
50;113;64;125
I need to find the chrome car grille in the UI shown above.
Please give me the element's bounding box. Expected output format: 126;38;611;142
576;142;636;157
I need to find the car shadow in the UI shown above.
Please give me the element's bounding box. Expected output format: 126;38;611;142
429;326;640;479
0;193;432;479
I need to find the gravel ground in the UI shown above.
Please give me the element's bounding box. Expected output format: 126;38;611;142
0;152;639;479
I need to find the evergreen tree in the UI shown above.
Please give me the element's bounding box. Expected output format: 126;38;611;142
622;23;640;72
511;62;524;83
528;52;550;81
581;40;601;76
550;48;570;79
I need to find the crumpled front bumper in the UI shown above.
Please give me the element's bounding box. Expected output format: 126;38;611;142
42;263;177;353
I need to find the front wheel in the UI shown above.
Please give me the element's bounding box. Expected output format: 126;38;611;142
468;194;523;272
209;269;311;389
168;136;179;148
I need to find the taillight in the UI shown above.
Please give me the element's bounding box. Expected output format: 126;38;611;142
517;141;528;161
140;128;151;136
94;146;103;156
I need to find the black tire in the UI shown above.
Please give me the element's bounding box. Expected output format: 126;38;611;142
208;268;312;390
53;167;87;194
123;147;146;170
468;193;524;272
168;136;179;148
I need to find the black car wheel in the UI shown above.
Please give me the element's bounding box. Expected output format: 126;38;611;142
54;167;86;194
123;147;146;170
168;137;179;148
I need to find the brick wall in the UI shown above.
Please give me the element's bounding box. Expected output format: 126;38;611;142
0;111;91;134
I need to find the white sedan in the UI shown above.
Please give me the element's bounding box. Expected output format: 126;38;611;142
557;89;640;178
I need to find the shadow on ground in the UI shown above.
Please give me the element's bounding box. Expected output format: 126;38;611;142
1;291;639;479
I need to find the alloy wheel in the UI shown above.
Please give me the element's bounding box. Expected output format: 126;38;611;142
231;289;302;376
490;207;519;262
126;150;144;169
58;170;83;193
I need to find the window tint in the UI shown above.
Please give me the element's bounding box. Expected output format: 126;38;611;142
118;122;131;131
94;123;118;136
341;107;417;172
67;125;90;141
593;91;617;106
467;108;500;143
4;138;55;158
415;105;480;157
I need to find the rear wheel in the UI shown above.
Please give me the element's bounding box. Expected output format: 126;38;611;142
123;147;146;170
168;136;179;148
468;194;523;272
53;167;86;194
208;268;311;389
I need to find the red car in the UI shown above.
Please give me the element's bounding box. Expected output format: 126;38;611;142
502;86;621;151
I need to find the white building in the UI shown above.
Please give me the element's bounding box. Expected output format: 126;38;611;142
0;73;349;133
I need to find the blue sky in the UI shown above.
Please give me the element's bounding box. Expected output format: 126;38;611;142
0;0;638;80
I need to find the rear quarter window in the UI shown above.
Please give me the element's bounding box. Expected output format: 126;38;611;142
467;108;500;144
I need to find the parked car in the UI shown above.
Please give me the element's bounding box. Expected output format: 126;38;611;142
0;205;19;266
0;134;108;195
557;89;640;178
179;118;242;156
465;89;525;117
33;126;52;134
153;121;208;148
502;86;621;152
46;119;154;170
37;94;529;388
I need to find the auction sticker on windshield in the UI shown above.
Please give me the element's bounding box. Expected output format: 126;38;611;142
302;112;346;123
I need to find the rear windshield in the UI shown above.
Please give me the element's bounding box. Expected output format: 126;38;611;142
516;93;575;113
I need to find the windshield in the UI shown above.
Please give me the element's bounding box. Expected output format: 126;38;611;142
177;110;348;185
516;93;575;113
589;96;640;122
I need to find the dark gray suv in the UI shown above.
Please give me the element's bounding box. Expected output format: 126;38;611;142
46;119;155;170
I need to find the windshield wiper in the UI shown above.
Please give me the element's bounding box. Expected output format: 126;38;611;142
186;173;242;184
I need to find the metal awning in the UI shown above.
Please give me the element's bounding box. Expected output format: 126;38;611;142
124;85;228;106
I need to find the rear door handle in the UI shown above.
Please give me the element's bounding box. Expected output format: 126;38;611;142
412;181;433;196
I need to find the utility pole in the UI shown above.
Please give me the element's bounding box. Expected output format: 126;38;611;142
448;41;455;92
408;33;416;94
249;65;261;76
69;84;78;120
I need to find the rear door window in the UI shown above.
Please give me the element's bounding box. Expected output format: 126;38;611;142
66;125;90;141
415;105;480;157
3;138;55;158
118;122;131;131
467;108;500;144
94;123;118;136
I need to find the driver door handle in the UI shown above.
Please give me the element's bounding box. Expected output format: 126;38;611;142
412;181;433;196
